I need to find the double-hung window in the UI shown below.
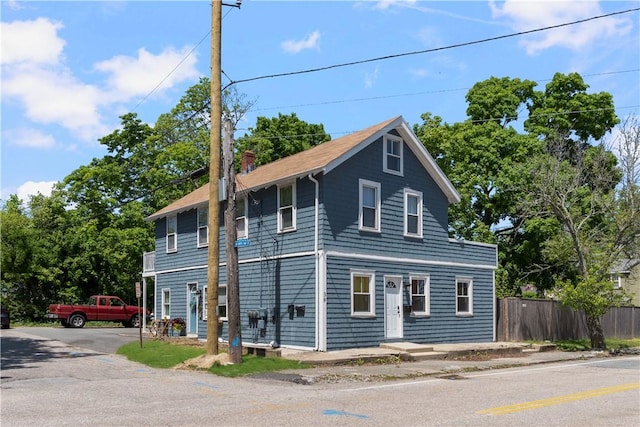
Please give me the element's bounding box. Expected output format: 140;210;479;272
202;286;208;320
383;135;403;175
236;196;248;239
161;288;171;319
404;189;423;237
359;179;381;232
166;215;177;253
201;285;227;320
278;183;296;232
351;270;375;317
410;275;430;315
218;284;227;319
456;277;473;316
197;207;208;247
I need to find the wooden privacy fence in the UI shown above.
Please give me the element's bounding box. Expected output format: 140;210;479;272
497;297;640;341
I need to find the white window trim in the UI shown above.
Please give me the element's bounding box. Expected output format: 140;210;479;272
166;215;177;253
161;288;171;319
455;276;473;316
202;286;208;320
359;179;381;233
197;207;208;248
236;196;248;239
410;274;430;316
383;134;403;176
277;182;297;233
218;283;228;320
202;285;227;321
610;274;622;289
404;188;423;238
350;270;376;317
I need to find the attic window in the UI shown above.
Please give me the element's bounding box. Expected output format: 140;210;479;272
383;134;403;176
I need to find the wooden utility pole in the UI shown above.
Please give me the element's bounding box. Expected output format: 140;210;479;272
223;119;242;363
206;0;222;356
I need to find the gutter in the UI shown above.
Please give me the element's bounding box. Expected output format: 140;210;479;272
307;173;321;351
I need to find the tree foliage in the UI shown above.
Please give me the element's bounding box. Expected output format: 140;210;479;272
234;112;331;168
416;72;634;349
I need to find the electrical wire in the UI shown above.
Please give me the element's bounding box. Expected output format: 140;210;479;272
222;8;640;90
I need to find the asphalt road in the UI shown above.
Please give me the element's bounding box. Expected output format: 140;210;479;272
8;326;142;354
1;327;639;426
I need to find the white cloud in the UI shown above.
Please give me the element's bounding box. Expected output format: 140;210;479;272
1;17;200;144
489;0;632;55
415;26;442;48
281;30;321;54
3;127;56;149
0;17;64;65
2;64;107;141
95;46;200;102
373;0;417;11
364;66;379;89
16;181;57;202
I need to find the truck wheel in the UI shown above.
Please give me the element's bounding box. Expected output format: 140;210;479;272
128;314;140;328
69;314;86;328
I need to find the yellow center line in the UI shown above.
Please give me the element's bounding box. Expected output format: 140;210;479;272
478;383;640;416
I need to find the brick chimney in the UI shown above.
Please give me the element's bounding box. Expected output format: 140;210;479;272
241;150;256;175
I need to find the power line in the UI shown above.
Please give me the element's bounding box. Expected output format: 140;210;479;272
222;7;640;90
130;3;238;113
249;69;640;114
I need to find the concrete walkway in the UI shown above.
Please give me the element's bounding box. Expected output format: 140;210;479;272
269;342;621;384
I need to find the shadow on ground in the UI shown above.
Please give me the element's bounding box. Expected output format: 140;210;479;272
0;335;96;375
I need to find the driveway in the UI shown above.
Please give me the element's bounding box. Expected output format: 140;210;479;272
5;326;141;354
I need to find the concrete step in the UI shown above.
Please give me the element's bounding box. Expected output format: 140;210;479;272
380;342;434;353
532;343;557;352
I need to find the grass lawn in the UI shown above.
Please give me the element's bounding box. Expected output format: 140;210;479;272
552;338;640;351
117;340;309;376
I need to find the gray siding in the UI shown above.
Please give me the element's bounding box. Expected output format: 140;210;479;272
322;136;468;264
150;129;497;350
325;255;494;350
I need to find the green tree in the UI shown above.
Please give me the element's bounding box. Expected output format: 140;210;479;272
0;194;68;320
523;133;635;349
234;112;331;169
414;79;542;296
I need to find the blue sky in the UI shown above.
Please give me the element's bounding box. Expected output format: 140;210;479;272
2;0;639;202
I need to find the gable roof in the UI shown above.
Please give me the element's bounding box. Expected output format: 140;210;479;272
146;115;460;221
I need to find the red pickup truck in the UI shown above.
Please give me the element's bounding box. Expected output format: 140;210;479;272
47;295;146;328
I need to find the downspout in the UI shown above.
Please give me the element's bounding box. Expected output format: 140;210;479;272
308;173;321;351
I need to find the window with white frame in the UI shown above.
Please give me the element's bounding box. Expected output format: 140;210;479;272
202;286;208;320
404;189;423;237
277;183;296;232
456;277;473;315
351;270;375;316
610;274;622;289
166;215;177;253
359;179;381;232
201;285;227;320
236;196;248;239
197;207;208;247
383;135;403;175
161;288;171;319
410;275;430;315
218;284;227;319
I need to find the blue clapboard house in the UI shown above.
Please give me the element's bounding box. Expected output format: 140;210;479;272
143;116;497;351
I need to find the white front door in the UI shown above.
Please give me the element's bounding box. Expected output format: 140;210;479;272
384;275;403;339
